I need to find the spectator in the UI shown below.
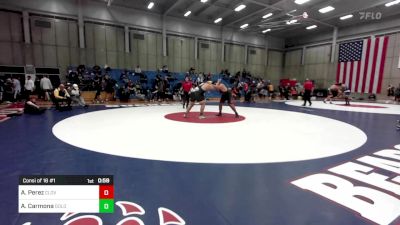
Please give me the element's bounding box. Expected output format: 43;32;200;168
181;76;192;109
267;81;274;100
290;86;298;99
70;84;88;108
302;78;314;106
394;84;400;102
24;96;46;114
162;65;168;73
12;77;21;101
3;78;14;103
134;65;142;75
93;74;103;103
0;78;4;103
24;75;35;100
283;84;290;100
388;84;395;97
77;65;86;76
93;65;101;75
103;74;116;102
40;75;53;101
53;84;71;110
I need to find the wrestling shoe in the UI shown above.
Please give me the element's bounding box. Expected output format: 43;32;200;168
199;115;206;119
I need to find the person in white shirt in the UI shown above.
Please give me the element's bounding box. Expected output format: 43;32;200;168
70;84;88;108
24;76;35;100
134;65;142;74
40;75;53;101
12;77;21;100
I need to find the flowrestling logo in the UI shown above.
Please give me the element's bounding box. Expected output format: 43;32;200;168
22;201;185;225
292;144;400;225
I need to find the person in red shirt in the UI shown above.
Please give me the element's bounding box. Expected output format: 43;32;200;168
181;76;192;109
303;78;314;106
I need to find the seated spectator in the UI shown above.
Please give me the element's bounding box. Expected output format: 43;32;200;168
53;84;71;110
368;94;377;101
24;96;46;114
70;84;88;108
93;65;101;75
77;65;86;75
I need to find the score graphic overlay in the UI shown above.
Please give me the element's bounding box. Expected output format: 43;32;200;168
18;175;114;213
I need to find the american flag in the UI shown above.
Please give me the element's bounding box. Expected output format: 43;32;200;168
336;36;389;94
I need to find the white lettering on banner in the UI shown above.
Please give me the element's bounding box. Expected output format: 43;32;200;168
373;149;400;161
328;162;400;195
357;156;400;174
291;173;400;225
291;145;400;225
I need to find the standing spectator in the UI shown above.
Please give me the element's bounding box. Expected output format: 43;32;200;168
387;84;395;97
53;84;71;110
134;65;142;75
0;78;4;103
24;75;35;100
162;65;169;73
395;83;400;102
267;81;274;100
156;76;165;102
181;76;192;109
93;74;103;103
283;84;290;100
3;78;14;103
40;75;53;101
302;78;314;106
104;74;115;102
12;77;21;101
70;84;88;108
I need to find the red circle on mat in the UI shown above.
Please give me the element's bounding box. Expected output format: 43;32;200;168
336;104;387;109
165;112;245;124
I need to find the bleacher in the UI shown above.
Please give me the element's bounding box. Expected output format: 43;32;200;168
68;66;233;100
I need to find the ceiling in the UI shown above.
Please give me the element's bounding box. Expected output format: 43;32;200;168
101;0;400;38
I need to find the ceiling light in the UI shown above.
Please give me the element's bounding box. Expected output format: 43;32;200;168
319;6;335;13
385;0;400;7
295;0;310;4
286;19;298;25
184;11;191;17
147;2;154;9
340;14;353;20
201;0;208;3
240;23;249;29
235;4;246;12
306;25;317;30
214;18;222;23
262;29;271;33
262;13;273;19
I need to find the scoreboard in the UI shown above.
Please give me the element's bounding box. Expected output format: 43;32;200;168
18;175;114;213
